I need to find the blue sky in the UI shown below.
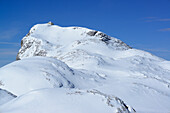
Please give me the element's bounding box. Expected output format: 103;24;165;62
0;0;170;67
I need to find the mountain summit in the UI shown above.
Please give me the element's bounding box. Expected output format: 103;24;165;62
0;22;170;113
16;22;131;61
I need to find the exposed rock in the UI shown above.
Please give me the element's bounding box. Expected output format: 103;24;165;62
48;21;54;25
16;23;131;61
68;89;136;113
87;30;98;36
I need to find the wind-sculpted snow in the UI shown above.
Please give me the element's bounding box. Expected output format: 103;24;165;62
0;89;136;113
1;22;170;113
0;57;103;96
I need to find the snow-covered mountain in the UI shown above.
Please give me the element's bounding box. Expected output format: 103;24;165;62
0;22;170;113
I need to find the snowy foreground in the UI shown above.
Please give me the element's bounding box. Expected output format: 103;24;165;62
0;22;170;113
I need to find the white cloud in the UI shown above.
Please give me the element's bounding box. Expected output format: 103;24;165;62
158;19;170;21
0;29;20;39
144;17;170;22
0;42;20;45
159;28;170;31
0;48;18;56
0;51;18;55
142;48;170;53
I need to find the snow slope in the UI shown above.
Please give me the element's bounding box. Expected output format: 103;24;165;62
0;88;135;113
0;89;16;105
0;56;103;96
0;22;170;113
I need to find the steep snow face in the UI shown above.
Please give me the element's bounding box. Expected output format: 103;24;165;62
0;88;136;113
0;57;103;96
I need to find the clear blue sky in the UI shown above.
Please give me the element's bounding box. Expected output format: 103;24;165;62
0;0;170;67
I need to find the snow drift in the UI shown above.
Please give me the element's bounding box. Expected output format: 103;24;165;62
0;89;136;113
0;56;103;96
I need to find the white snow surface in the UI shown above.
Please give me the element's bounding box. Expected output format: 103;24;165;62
0;89;16;105
0;23;170;113
0;56;102;96
0;88;135;113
